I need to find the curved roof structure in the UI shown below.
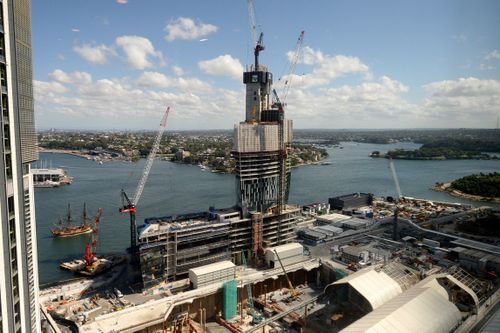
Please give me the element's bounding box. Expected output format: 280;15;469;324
330;267;403;310
340;278;462;333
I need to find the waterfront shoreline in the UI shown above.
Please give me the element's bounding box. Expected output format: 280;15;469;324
432;182;500;204
39;148;90;159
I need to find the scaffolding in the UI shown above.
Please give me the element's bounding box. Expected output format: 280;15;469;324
139;216;231;287
379;261;420;291
251;212;263;255
448;265;486;300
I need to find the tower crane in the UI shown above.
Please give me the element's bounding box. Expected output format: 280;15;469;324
120;106;170;255
277;30;305;104
84;208;103;267
247;0;265;69
273;31;304;243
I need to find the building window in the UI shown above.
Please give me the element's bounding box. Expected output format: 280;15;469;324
8;195;14;215
0;63;6;87
5;152;12;179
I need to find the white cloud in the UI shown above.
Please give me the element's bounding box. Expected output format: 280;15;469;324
137;71;172;88
49;69;92;85
285;75;413;121
34;72;240;129
137;71;212;92
479;63;495;71
71;28;80;33
283;47;370;88
175;77;212;92
423;77;500;97
198;54;243;80
422;77;500;122
164;17;218;42
73;44;115;65
34;80;68;95
485;50;500;61
172;65;184;76
115;36;164;70
116;0;128;4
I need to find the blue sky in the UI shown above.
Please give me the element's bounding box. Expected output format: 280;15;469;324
32;0;500;130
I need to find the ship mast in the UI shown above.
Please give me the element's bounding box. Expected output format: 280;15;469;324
66;204;72;225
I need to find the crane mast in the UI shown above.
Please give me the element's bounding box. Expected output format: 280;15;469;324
120;106;171;255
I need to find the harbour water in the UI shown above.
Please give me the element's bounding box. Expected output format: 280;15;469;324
36;142;500;284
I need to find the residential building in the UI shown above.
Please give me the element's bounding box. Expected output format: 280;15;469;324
0;0;40;332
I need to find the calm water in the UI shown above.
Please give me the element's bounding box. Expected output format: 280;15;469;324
36;142;500;284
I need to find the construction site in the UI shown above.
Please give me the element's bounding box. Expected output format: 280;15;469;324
38;1;500;332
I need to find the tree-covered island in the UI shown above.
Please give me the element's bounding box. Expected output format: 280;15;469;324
433;172;500;203
370;138;499;160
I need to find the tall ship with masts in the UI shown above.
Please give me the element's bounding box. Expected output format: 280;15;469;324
51;203;94;237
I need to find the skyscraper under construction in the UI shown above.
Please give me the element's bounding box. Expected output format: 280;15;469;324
232;33;297;254
139;33;302;286
233;35;292;217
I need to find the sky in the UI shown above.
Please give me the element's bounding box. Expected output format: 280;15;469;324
32;0;500;130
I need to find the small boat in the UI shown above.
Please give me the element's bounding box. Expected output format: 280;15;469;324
51;203;94;238
60;259;86;272
78;254;126;277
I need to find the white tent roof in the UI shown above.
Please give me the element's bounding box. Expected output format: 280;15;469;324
340;278;461;333
332;267;403;310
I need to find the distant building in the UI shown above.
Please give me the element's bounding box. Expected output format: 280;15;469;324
329;192;373;210
303;202;330;216
0;1;40;332
175;149;190;160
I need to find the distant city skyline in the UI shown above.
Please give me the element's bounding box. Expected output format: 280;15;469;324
33;0;500;130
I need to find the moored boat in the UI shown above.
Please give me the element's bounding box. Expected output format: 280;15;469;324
51;203;94;238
